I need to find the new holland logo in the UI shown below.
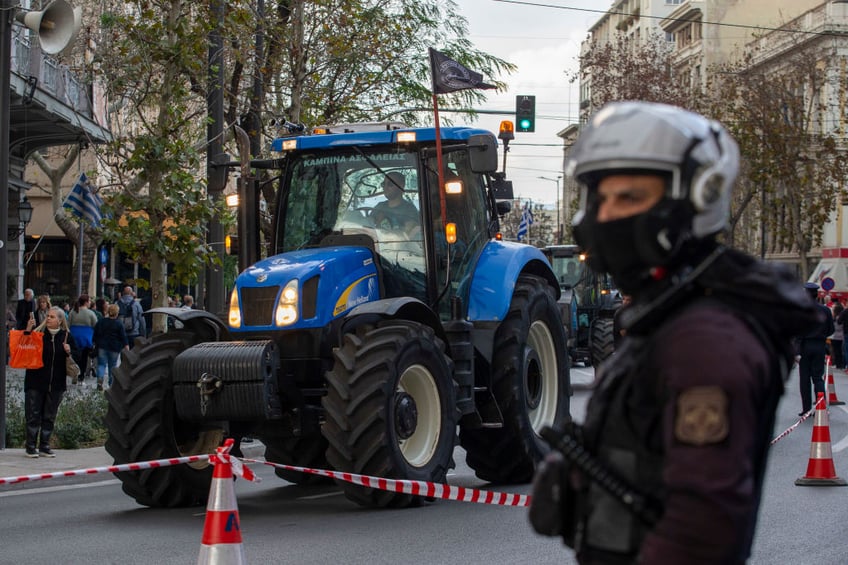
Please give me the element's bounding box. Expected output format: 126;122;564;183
256;274;268;283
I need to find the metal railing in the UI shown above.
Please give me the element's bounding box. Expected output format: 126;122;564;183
747;5;848;67
10;26;92;117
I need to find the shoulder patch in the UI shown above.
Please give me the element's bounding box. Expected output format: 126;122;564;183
674;386;729;446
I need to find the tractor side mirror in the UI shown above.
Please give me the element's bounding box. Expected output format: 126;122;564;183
468;134;498;174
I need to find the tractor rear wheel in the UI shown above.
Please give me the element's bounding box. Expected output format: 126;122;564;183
322;320;456;508
590;317;615;366
264;436;332;485
460;275;570;483
105;332;222;507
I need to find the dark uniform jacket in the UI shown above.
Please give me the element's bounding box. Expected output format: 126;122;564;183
570;247;820;564
797;302;833;356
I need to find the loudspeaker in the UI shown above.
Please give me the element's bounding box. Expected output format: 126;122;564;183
15;1;82;55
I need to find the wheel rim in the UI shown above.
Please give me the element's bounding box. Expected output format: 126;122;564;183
526;320;559;433
178;428;224;470
396;364;442;468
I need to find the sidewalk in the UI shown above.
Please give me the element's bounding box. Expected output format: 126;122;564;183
3;366;267;487
0;442;267;487
0;445;114;482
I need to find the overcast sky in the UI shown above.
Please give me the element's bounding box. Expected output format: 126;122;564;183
457;0;608;206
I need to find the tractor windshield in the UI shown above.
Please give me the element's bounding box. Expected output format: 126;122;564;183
550;255;584;290
277;149;422;251
276;147;427;300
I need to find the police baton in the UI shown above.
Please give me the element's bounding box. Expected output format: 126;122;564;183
540;426;662;526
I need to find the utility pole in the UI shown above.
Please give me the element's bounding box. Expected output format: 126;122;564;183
0;0;13;450
205;0;226;316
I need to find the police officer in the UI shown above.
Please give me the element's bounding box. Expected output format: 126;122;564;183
797;281;834;415
529;102;820;564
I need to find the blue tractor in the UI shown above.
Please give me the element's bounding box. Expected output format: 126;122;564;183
105;122;571;508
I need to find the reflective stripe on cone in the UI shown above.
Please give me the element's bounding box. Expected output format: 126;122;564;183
826;359;845;405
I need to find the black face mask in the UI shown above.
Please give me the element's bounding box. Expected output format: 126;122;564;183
573;200;692;295
574;213;653;294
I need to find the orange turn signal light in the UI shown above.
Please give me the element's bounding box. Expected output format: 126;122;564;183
446;222;457;244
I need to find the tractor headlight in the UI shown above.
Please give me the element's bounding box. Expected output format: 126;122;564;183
228;287;241;328
275;279;299;326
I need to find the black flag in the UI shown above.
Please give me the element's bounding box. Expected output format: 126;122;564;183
429;48;496;94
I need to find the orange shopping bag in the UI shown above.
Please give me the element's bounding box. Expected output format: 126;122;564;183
9;329;44;369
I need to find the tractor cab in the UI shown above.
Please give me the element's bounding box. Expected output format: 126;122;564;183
267;124;504;321
543;245;620;366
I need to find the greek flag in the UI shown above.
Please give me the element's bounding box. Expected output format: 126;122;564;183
517;202;534;242
63;173;104;227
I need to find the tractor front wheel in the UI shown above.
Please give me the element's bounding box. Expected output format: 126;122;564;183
460;275;570;483
322;320;457;508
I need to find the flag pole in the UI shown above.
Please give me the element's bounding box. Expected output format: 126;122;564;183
432;92;447;230
77;222;84;298
428;47;495;232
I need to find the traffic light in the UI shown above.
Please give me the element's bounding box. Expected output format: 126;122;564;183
515;95;535;132
225;234;238;255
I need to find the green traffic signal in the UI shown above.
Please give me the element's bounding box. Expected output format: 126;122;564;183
515;95;535;132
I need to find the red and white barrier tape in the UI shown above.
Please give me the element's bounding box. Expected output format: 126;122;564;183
1;451;526;507
243;458;530;507
211;438;260;483
770;396;827;446
0;454;210;486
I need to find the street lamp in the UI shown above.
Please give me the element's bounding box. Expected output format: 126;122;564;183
7;196;32;238
538;175;562;244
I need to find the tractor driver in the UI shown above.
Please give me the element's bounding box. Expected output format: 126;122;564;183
371;171;420;234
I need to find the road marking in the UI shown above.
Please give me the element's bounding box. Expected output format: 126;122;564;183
297;491;344;500
0;478;120;498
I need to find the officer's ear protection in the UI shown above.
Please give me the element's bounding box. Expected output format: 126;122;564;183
688;124;734;212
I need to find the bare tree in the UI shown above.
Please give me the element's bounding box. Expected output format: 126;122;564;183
30;146;102;297
709;39;848;277
572;31;694;111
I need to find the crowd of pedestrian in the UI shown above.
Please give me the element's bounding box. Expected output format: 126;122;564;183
6;286;201;392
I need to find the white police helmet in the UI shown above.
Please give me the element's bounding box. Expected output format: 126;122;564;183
568;101;739;240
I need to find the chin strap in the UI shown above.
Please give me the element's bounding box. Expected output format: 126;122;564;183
620;245;727;334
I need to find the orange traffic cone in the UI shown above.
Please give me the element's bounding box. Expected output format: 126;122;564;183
795;393;847;486
825;357;845;406
198;441;246;564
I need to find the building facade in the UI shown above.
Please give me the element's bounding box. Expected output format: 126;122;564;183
559;1;844;279
6;7;109;307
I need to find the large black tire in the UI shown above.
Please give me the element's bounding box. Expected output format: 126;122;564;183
460;274;570;483
322;320;457;508
590;317;615;367
105;332;223;507
264;435;332;485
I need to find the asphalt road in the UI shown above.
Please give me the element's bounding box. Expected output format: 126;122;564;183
0;363;845;565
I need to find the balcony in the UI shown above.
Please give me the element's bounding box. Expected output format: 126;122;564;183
747;4;848;68
11;26;92;117
8;26;109;160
